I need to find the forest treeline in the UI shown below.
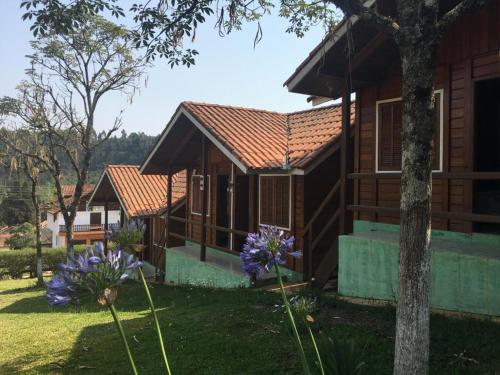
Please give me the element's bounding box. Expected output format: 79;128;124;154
0;130;158;225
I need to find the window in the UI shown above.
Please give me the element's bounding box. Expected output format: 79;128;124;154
191;175;210;215
259;175;291;229
90;212;101;225
376;90;443;172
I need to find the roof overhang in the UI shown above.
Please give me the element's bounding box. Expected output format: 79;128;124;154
87;169;130;218
285;0;467;98
140;106;249;175
285;10;365;97
285;5;401;98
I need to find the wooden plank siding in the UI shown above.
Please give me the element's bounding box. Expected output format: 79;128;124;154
183;141;308;273
354;0;500;233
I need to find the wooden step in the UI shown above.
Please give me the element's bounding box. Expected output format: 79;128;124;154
265;282;310;294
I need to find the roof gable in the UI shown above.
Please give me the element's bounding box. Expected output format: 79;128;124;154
142;101;353;175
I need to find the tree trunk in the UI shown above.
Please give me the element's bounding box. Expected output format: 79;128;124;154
394;39;438;374
30;179;43;286
66;222;75;259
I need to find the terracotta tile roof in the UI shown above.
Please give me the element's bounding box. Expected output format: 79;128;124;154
47;184;95;214
182;101;354;171
287;104;356;169
105;165;186;218
61;184;94;198
0;226;14;235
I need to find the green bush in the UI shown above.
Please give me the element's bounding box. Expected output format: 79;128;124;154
5;223;35;249
0;245;87;279
111;219;145;249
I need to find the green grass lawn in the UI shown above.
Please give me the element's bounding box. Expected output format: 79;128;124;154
0;278;499;374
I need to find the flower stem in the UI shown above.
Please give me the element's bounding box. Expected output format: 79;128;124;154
274;263;311;375
138;267;173;375
306;323;325;375
108;303;138;375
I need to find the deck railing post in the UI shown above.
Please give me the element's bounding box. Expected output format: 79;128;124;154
166;169;173;249
200;135;208;261
104;200;109;251
340;78;351;235
308;228;313;281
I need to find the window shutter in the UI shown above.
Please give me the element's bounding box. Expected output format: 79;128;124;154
378;93;441;172
378;102;402;171
260;176;274;225
259;176;290;228
275;177;290;228
379;103;394;170
192;176;202;214
433;92;442;170
392;103;402;170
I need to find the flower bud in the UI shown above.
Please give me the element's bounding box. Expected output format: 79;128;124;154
97;287;118;306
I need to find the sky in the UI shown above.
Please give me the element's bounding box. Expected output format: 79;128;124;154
0;2;328;136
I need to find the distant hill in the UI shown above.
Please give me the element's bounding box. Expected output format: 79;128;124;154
88;130;158;183
0;130;158;185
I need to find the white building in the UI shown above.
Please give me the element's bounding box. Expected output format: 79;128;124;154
46;185;120;248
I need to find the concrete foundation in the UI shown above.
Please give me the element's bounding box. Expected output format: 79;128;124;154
164;241;303;288
339;220;500;316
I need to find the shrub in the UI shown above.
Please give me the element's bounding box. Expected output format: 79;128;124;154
111;219;145;249
5;223;35;249
0;245;87;279
319;337;368;375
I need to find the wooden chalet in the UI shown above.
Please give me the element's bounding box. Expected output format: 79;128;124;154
140;101;354;287
286;0;500;315
88;165;186;276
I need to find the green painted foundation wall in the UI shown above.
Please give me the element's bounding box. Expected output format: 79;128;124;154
164;241;302;289
339;221;500;316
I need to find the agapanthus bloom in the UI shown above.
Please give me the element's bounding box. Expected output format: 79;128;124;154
127;219;145;232
241;225;301;277
46;242;142;306
111;219;146;249
290;295;318;322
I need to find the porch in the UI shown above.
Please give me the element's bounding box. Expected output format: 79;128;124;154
339;220;500;316
163;241;303;288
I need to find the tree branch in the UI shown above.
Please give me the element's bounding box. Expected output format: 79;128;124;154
329;0;400;36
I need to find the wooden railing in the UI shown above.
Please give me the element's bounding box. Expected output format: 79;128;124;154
348;171;500;180
152;228;168;281
167;216;248;255
303;180;342;287
348;171;500;225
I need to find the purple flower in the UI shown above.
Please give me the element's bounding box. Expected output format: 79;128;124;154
240;226;301;278
94;241;104;253
127;219;145;231
46;243;142;306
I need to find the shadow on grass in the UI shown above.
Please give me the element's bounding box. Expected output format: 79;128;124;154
0;282;154;314
0;281;278;314
0;283;45;296
1;349;77;374
61;308;303;374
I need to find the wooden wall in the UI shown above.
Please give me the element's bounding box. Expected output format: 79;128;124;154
184;141;306;272
187;144;232;246
355;0;500;233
